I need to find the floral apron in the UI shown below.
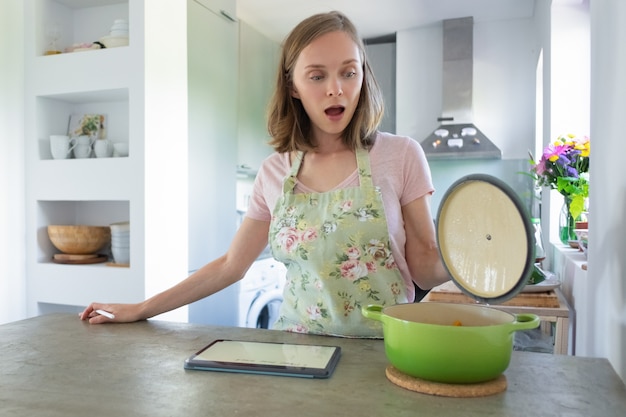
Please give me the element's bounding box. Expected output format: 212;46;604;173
269;148;408;338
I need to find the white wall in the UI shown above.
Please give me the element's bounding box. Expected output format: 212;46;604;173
396;16;539;217
545;2;591;244
143;0;191;323
396;18;539;160
0;0;26;325
545;0;626;384
587;0;626;383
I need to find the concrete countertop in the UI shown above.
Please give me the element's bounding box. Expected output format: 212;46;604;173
1;313;625;416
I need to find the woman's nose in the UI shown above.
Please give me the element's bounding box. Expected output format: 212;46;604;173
327;79;343;96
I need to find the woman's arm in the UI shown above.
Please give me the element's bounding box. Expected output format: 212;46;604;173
402;194;450;290
80;217;271;324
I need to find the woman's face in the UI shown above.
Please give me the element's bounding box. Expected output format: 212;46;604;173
291;30;364;141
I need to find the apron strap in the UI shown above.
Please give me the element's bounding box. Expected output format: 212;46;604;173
283;151;304;194
284;148;375;194
355;147;377;193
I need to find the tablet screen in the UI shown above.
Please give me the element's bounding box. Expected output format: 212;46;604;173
184;340;341;378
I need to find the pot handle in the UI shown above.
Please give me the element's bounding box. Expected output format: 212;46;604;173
361;304;384;322
508;313;540;332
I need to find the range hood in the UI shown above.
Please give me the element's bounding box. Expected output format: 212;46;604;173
421;17;502;160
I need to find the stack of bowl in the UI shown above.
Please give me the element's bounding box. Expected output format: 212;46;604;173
110;221;130;265
109;19;129;37
100;19;129;48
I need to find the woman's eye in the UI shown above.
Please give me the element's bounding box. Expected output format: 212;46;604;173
310;75;324;81
344;71;357;78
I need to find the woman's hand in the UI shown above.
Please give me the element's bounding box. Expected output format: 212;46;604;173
79;303;143;324
79;217;272;325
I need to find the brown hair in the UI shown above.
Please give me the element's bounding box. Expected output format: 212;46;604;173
266;11;384;153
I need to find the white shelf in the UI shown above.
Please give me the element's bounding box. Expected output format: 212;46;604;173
33;88;130;160
34;159;134;200
28;47;134;94
36;200;130;261
25;0;238;325
28;263;141;307
30;0;129;58
25;0;140;315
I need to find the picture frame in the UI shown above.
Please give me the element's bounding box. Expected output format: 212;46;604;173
67;114;107;139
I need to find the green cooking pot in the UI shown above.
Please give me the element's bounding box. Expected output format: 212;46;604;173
362;302;539;384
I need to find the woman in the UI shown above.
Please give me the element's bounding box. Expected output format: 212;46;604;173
80;11;450;337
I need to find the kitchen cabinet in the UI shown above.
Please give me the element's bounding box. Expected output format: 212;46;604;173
187;0;239;325
236;21;280;173
551;244;589;356
24;0;237;322
188;0;237;272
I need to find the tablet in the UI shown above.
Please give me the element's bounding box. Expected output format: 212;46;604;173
184;339;341;379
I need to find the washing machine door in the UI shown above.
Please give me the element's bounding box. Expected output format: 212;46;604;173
246;290;283;329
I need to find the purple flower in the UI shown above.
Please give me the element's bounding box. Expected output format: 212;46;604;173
529;134;590;209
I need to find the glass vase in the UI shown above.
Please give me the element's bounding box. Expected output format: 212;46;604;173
559;197;578;245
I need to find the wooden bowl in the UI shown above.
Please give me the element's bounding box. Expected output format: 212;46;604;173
47;225;111;254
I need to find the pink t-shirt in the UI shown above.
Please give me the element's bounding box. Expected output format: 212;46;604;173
246;132;434;301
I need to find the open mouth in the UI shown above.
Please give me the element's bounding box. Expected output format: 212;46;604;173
324;106;345;117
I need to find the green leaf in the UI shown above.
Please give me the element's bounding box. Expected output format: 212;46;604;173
569;195;585;220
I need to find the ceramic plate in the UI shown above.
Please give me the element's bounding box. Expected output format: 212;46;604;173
521;277;561;293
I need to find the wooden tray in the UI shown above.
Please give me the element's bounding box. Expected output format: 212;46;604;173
425;281;560;308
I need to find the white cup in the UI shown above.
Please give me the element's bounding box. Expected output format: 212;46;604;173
112;246;130;264
113;142;129;157
73;135;94;158
94;139;113;158
50;135;76;160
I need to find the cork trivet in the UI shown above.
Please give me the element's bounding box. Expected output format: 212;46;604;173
385;366;507;398
426;281;560;308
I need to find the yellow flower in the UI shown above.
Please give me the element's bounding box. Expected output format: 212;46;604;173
576;138;590;157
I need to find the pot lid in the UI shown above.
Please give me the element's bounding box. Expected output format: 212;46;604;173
436;174;534;304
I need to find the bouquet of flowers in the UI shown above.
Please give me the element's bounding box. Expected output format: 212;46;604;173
529;133;590;220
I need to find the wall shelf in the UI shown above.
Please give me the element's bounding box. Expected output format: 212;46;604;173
25;0;146;317
25;0;238;325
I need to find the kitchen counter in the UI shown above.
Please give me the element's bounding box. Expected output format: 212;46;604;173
1;314;625;417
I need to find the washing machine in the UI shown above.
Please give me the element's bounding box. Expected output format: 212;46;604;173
237;256;287;329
